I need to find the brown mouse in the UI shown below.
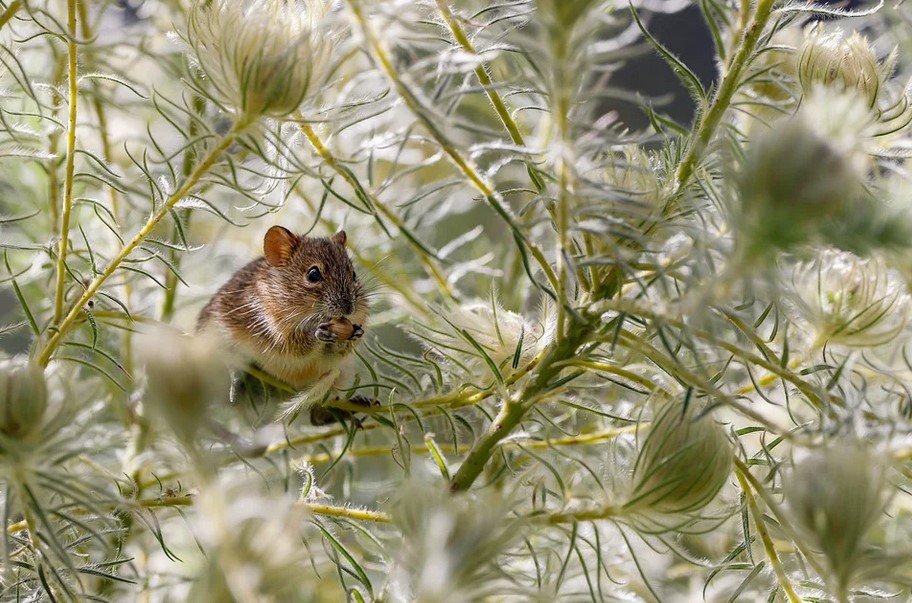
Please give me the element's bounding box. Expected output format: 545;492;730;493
197;226;368;391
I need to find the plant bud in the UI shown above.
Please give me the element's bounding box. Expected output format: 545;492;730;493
785;250;909;348
186;0;336;121
624;399;732;517
798;26;882;107
0;356;47;442
783;444;887;595
141;330;230;445
735;104;866;257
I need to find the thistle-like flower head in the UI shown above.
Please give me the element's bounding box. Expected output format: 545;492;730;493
141;329;231;446
783;443;888;596
624;398;732;521
0;356;47;446
785;250;909;348
799;26;883;108
186;0;336;122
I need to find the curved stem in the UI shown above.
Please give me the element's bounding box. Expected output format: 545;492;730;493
434;0;543;193
449;329;587;492
38;122;247;366
53;0;79;324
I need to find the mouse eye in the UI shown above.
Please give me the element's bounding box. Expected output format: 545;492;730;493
306;266;323;283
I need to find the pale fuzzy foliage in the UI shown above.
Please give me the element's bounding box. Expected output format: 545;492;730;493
2;1;912;602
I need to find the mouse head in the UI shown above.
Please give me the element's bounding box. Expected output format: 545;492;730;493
261;225;368;332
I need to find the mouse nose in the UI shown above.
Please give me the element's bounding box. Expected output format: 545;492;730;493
339;297;353;316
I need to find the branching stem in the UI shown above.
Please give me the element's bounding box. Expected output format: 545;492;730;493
346;0;560;295
298;121;455;299
38;121;247;366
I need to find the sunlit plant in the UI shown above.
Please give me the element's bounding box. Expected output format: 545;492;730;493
1;0;912;601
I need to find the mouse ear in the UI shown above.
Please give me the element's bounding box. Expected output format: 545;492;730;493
264;226;297;267
332;230;347;247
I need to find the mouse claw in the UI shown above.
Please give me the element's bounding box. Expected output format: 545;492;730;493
349;324;364;341
315;324;338;342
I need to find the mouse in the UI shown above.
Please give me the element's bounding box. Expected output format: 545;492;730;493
197;226;369;402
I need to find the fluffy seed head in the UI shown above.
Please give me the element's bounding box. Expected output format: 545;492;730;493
624;399;732;518
783;444;888;594
0;356;47;444
799;26;882;107
785;251;909;348
141;329;231;445
186;0;336;121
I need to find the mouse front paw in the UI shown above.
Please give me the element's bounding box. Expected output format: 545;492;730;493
315;324;338;342
349;324;364;341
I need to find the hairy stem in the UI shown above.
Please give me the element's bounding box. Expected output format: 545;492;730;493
449;328;587;492
161;93;206;322
53;0;80;324
671;0;777;195
735;466;802;603
434;0;543;193
38;122;247;366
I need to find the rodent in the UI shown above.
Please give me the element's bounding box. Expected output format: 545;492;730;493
197;225;369;392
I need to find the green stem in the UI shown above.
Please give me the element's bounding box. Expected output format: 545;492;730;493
671;0;777;196
735;467;803;603
733;457;829;580
38;121;247;366
53;0;79;324
0;0;21;31
161;93;206;321
434;0;543;192
449;331;586;492
347;0;560;294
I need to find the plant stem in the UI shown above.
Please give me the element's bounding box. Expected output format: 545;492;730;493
449;329;586;492
671;0;777;195
77;0;135;380
546;504;621;524
733;457;829;580
298;121;455;299
161;93;206;322
434;0;543;193
300;502;391;523
53;0;79;324
346;0;560;294
38;122;246;367
295;425;637;465
0;0;21;31
735;467;803;603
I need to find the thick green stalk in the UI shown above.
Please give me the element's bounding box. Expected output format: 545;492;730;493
38;122;246;366
449;329;586;492
53;0;80;324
